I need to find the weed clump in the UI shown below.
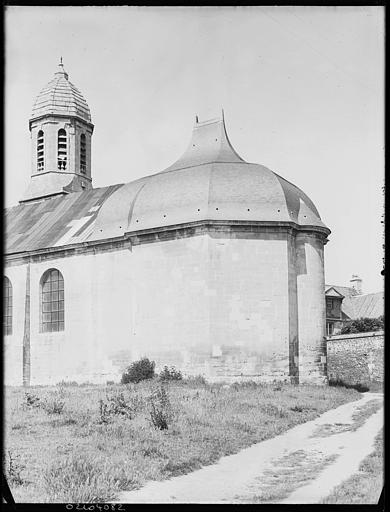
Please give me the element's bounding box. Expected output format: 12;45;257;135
43;397;66;415
261;403;288;418
159;365;183;382
183;374;207;386
98;400;110;424
231;380;261;391
56;380;79;387
3;450;26;486
24;392;41;408
290;404;315;413
44;453;120;502
98;392;134;423
149;385;173;430
44;388;67;414
24;391;65;414
121;357;155;384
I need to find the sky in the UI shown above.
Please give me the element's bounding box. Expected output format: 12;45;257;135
5;6;384;293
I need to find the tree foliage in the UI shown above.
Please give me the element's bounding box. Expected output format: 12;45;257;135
340;316;384;334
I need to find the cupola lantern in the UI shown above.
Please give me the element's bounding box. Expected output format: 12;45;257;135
21;59;94;203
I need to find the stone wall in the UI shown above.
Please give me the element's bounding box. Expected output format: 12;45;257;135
4;229;292;385
326;331;384;385
5;224;328;386
295;232;327;384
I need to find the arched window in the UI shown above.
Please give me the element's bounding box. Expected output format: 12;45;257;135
40;269;64;332
4;277;13;336
37;130;44;171
80;134;86;174
57;129;67;171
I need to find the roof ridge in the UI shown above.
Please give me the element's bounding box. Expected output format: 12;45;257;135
157;160;249;175
350;291;383;298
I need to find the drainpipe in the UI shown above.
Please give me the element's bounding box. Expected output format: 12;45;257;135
23;261;31;386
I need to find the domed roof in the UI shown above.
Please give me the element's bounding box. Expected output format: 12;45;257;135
30;60;92;123
89;114;330;241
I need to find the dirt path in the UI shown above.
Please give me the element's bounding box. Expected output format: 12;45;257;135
116;392;383;504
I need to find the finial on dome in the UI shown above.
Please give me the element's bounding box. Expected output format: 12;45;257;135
195;115;199;124
56;57;68;79
221;108;225;121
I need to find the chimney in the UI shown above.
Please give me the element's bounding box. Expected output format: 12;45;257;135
350;274;363;295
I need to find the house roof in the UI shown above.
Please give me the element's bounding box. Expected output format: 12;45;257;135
325;286;345;298
5;115;330;255
30;61;92;124
325;285;357;298
342;292;384;320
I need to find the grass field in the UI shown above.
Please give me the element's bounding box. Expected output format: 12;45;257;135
4;379;360;503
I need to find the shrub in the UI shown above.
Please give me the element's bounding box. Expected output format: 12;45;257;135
340;316;384;334
159;365;183;382
121;357;155;384
149;385;173;430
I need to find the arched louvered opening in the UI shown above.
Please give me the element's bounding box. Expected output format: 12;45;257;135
40;269;64;332
57;129;67;170
80;134;86;174
37;130;44;171
3;276;13;336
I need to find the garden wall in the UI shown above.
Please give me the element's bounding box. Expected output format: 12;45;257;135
326;330;384;386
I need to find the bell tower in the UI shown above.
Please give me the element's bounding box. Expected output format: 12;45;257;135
21;59;94;203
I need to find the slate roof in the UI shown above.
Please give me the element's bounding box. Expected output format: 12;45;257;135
6;115;330;255
88;116;330;239
31;62;92;123
5;185;121;254
342;292;384;320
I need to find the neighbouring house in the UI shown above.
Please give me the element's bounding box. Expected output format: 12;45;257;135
4;60;332;386
325;275;384;336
